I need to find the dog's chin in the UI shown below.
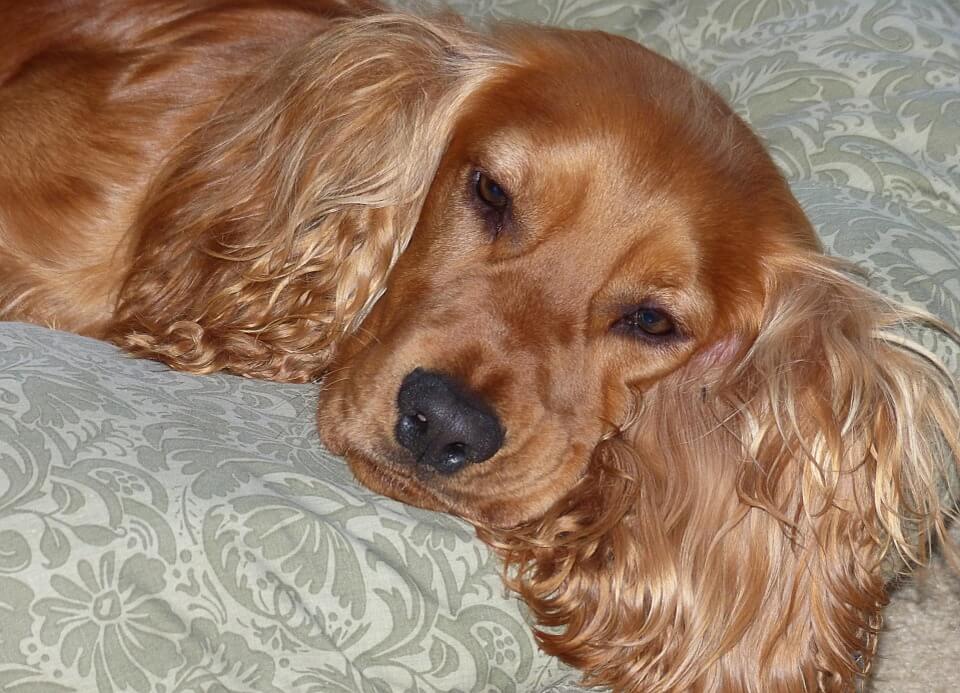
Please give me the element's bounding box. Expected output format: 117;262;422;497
335;443;534;528
317;397;544;528
315;391;450;515
346;448;455;515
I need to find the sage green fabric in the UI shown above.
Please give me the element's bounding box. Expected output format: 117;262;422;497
2;1;958;691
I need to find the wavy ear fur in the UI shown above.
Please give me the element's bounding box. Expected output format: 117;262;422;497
484;254;959;692
108;13;505;381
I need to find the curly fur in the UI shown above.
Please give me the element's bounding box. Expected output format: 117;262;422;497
108;13;507;380
2;2;958;690
481;256;959;691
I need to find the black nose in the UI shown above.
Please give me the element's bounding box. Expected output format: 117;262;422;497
395;368;504;474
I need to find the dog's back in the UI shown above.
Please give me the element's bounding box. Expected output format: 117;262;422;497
0;0;367;333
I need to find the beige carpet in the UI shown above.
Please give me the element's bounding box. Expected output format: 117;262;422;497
871;524;960;692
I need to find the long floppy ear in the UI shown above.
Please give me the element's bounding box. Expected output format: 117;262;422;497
484;254;959;691
107;13;505;381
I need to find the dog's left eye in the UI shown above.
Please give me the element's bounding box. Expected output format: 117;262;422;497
475;172;510;209
617;307;676;338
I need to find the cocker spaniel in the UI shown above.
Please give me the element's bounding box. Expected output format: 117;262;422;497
2;1;958;690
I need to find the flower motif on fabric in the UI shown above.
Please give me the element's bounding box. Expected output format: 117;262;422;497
33;552;186;693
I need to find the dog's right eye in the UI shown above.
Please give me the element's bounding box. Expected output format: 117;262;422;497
475;172;510;210
615;305;678;341
470;170;512;238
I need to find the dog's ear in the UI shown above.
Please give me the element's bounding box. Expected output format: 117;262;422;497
108;14;505;381
486;254;959;691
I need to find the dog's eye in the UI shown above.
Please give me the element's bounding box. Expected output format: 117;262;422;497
618;307;676;338
475;172;509;209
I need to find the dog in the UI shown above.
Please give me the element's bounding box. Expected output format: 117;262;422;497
2;1;958;690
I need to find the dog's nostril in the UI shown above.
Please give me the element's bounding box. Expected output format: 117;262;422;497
395;368;504;473
397;412;429;445
437;442;468;474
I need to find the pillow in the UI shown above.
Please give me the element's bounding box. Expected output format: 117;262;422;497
0;322;580;691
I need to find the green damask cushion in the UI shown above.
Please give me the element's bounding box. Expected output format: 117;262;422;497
2;2;959;692
0;323;576;692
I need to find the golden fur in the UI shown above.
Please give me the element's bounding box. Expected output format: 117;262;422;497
1;2;957;690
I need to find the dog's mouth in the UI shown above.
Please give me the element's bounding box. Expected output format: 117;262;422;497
343;443;469;516
317;356;579;527
346;452;448;510
323;408;522;526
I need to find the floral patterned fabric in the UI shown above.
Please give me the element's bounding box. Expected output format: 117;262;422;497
0;324;573;692
1;1;958;691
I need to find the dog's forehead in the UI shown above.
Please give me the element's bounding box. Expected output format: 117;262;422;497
482;27;734;141
446;29;816;320
453;86;741;256
457;37;762;219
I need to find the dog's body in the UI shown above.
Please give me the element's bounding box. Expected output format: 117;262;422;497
2;2;958;691
0;1;361;347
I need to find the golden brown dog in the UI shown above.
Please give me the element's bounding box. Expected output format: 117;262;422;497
2;1;957;690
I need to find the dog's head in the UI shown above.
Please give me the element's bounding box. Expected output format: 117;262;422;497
313;18;958;690
318;26;819;527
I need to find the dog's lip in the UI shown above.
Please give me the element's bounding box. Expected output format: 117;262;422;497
345;444;458;513
343;439;536;527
